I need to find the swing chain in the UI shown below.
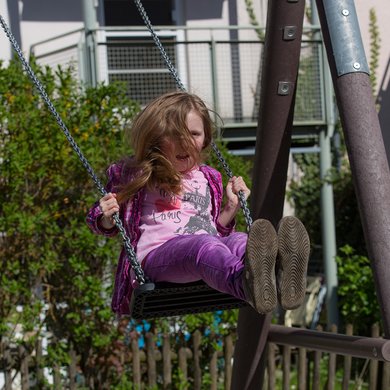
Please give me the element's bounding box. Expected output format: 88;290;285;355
0;14;147;285
133;0;253;232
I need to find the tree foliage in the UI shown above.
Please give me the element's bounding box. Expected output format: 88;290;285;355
336;245;381;335
0;57;138;386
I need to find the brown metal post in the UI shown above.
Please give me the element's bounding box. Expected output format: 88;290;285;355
231;0;306;388
316;0;390;337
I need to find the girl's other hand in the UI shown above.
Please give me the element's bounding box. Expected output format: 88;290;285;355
99;192;119;229
225;176;251;207
218;176;251;227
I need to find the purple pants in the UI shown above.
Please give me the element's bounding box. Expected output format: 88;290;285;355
142;233;248;301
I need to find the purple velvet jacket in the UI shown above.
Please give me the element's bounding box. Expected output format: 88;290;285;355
86;160;235;315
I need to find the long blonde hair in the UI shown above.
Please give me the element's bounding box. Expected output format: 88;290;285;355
117;91;215;203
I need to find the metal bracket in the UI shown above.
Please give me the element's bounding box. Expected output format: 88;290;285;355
278;81;294;96
323;0;369;76
283;26;297;40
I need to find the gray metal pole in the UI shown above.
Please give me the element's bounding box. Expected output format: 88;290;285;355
319;124;339;327
312;0;339;328
268;324;390;361
231;0;306;388
316;0;390;337
82;0;98;87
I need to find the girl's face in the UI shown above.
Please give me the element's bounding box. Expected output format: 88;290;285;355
161;110;205;173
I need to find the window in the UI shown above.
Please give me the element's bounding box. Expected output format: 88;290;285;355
100;1;183;105
103;0;174;26
104;35;179;105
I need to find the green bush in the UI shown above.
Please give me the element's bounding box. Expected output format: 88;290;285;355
0;57;138;387
336;245;381;335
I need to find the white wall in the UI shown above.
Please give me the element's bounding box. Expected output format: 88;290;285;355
0;0;389;96
1;1;388;77
0;0;11;61
355;0;390;94
0;0;84;60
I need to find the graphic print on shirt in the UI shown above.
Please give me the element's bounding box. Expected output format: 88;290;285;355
152;189;182;224
175;180;217;235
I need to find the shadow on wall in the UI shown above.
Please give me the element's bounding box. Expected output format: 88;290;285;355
185;0;224;21
20;0;83;22
19;0;225;25
378;56;390;169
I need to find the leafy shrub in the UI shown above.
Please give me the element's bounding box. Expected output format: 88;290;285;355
0;57;138;387
336;245;381;335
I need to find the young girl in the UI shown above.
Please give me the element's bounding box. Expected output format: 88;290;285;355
87;91;310;316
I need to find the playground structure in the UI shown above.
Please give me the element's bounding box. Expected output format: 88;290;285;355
232;1;390;388
1;0;390;388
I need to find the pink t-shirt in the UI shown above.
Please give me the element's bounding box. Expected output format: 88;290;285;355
136;167;218;262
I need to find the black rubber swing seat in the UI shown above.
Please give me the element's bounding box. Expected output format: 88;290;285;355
130;280;248;319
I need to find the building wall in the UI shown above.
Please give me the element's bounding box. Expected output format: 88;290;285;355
1;1;388;86
0;0;389;151
1;0;84;60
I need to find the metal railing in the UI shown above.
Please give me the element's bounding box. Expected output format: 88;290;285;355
31;25;327;139
269;325;390;361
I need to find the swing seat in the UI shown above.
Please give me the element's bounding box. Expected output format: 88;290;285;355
130;281;248;319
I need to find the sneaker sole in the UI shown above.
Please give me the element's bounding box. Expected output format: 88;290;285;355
278;216;310;310
244;219;278;314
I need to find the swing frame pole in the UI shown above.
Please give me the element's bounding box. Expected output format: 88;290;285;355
231;1;306;388
316;0;390;338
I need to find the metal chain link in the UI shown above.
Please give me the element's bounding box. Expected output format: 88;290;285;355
0;14;147;285
133;0;253;231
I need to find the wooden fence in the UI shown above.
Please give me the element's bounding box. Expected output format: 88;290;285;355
1;324;390;389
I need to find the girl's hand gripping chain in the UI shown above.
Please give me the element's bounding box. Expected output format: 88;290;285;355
226;176;251;208
218;176;251;227
99;192;120;229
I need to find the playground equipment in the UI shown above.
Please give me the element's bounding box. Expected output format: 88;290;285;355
1;0;390;388
232;0;390;388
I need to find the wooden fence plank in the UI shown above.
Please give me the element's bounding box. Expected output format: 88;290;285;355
35;339;44;387
19;345;29;390
326;324;337;390
342;324;353;390
382;362;390;390
178;347;187;381
193;330;202;390
282;345;291;390
162;333;172;389
131;335;141;388
68;347;77;390
311;325;322;390
210;350;218;390
3;343;13;390
298;343;306;390
146;332;157;387
369;323;380;390
53;363;62;389
224;334;233;390
312;349;322;390
267;343;276;390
